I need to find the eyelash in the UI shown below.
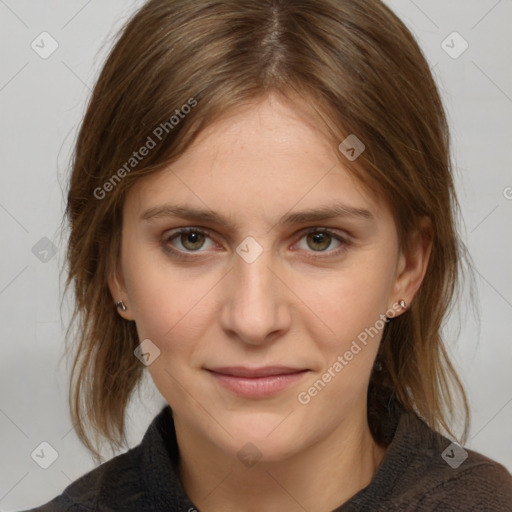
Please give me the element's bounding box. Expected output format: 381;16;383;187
162;227;352;261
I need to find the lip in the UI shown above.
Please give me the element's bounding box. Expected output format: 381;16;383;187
206;366;309;397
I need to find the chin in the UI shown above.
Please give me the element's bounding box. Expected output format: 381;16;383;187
209;412;310;463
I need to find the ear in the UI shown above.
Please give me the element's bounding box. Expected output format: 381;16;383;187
391;217;433;313
107;264;135;321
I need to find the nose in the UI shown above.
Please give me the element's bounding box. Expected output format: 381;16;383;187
219;246;292;346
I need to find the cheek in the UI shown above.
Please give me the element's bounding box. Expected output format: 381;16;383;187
298;261;392;347
292;259;392;407
126;274;202;344
297;279;386;410
122;248;220;360
124;263;213;406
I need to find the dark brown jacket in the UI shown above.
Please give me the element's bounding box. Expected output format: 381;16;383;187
22;402;512;511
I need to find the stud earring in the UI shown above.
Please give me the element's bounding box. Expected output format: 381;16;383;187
115;300;127;312
385;299;407;324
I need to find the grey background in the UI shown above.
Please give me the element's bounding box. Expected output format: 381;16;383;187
0;0;511;509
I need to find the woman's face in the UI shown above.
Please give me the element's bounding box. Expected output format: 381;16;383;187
111;95;426;461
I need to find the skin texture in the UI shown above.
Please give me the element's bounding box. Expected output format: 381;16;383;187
109;94;432;512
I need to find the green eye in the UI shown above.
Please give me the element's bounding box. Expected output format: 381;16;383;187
162;227;351;261
306;231;333;251
179;231;207;251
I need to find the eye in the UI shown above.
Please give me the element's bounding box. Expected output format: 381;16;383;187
162;227;351;260
164;228;215;253
293;229;350;258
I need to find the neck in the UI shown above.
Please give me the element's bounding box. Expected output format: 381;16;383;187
175;406;387;512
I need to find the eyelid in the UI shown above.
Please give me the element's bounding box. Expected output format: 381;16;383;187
295;226;351;240
162;226;351;259
291;227;351;259
164;227;218;252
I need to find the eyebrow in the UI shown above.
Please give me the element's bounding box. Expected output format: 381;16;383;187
140;202;374;228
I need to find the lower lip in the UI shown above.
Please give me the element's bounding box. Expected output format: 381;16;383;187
208;370;308;398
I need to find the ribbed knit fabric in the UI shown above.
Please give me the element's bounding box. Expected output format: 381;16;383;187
22;402;512;511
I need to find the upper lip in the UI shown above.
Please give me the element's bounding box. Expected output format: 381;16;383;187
207;366;308;378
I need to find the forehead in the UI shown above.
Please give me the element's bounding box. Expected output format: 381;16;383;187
124;96;390;227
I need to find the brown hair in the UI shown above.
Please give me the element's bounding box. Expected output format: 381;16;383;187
62;0;472;462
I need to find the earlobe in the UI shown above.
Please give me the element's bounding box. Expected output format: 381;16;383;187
115;300;128;312
107;269;134;321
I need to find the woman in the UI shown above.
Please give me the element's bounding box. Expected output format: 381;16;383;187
24;0;512;510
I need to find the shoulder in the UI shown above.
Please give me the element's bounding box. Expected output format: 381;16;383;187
349;407;512;512
18;405;182;512
388;412;512;511
19;447;144;511
413;448;512;511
